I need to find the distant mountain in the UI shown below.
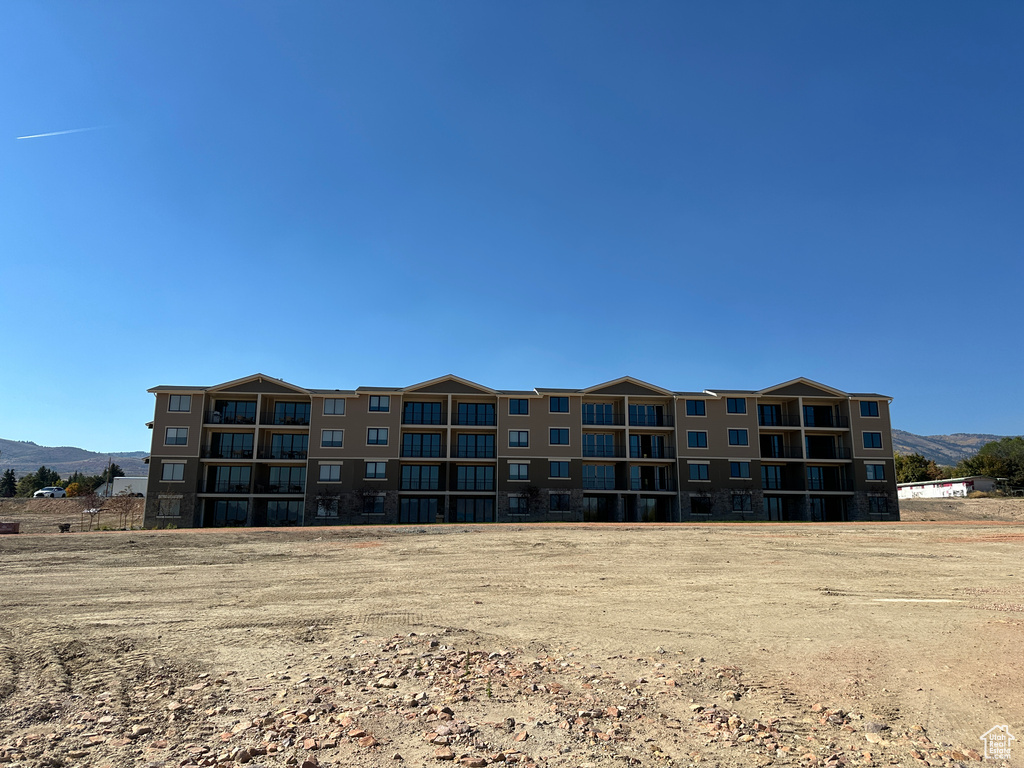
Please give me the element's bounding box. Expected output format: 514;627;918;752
0;438;148;478
892;430;1009;467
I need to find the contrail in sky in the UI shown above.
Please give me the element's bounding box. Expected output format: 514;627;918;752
16;125;106;140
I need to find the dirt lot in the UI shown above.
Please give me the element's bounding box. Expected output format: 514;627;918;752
1;499;1022;768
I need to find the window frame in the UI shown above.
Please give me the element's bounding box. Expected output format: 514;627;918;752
319;464;342;483
156;495;182;517
732;493;752;512
685;400;706;417
508;398;529;415
366;427;389;446
168;394;191;413
509;430;529;448
866;463;886;481
549;396;569;413
161;461;185;482
321;429;344;448
730;461;751;479
549;492;571;512
687;430;708;449
549;461;569;479
323;398;346;416
364;461;387;479
728;428;749;446
860;401;880;418
726;398;747;414
549;428;570;446
164;427;188;446
688;462;710;481
863;432;883;449
509;463;529;481
368;395;390;412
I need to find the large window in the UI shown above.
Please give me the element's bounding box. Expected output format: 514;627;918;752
210;500;248;527
214;400;256;425
866;463;886;481
687;431;707;449
549;396;569;413
761;465;783;490
402;433;442;457
689;463;709;481
730;461;751;479
364;461;387;479
319;464;342;482
582;465;615;490
582;403;616;425
324;398;345;415
860;401;879;418
273;402;310;425
549;428;569;445
400;497;437;523
267;500;302;526
629;404;664;427
269;433;307;459
457;402;495;425
321;430;344;448
456;465;494;491
403;402;442;424
509;430;529;448
453;498;494;523
269;466;305;493
212;432;254;459
863;432;883;449
456;433;494;458
165;427;188;446
168;394;191;412
549;461;569;478
728;429;748;446
509;398;529;415
727;398;747;414
161;462;184;482
509;463;529;481
549;493;571;512
212;466;250;493
367;428;388;446
401;465;439;491
583;433;617;457
685;400;705;416
369;395;390;412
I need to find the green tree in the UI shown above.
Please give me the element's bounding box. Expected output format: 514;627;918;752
66;471;105;492
99;463;125;486
955;436;1024;488
16;474;44;497
0;468;16;498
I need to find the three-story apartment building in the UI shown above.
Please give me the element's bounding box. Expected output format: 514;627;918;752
143;373;898;527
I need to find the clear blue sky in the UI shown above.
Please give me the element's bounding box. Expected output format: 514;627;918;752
2;1;1022;453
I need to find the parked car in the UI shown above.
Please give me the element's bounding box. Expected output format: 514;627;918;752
33;486;67;498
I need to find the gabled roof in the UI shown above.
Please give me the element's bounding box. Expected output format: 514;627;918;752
583;376;673;396
207;373;309;394
754;377;849;398
402;374;497;395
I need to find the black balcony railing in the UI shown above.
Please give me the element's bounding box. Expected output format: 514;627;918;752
207;482;251;494
400;482;441;491
202;448;254;459
629;478;677;492
760;446;803;459
583;479;620;490
806;446;851;460
255;483;306;494
453;415;496;426
204;412;257;425
762;480;804;491
629;447;676;459
629;414;674;427
806;480;850;492
758;415;801;427
454;448;495;458
804;415;849;428
582;413;625;426
582;445;626;458
455;481;494;491
261;415;311;426
258;449;308;460
401;446;445;458
402;414;446;425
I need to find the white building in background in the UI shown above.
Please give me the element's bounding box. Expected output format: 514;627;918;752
897;475;996;499
95;476;148;498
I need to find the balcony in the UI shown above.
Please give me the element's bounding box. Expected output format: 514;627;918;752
261;414;311;426
805;446;851;460
400;481;441;491
760;446;803;459
453;447;495;458
629;478;677;492
204;412;256;425
629;414;674;427
582;413;625;426
255;483;306;494
582;445;626;458
202;448;254;459
207;482;251;494
401;445;445;458
803;414;849;429
629;447;676;459
757;414;801;427
583;478;620;490
402;413;446;425
455;481;494;491
762;480;804;491
806;479;850;492
258;449;308;460
453;415;496;426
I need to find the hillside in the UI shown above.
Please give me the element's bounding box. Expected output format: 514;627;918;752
0;438;148;478
891;429;1008;466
